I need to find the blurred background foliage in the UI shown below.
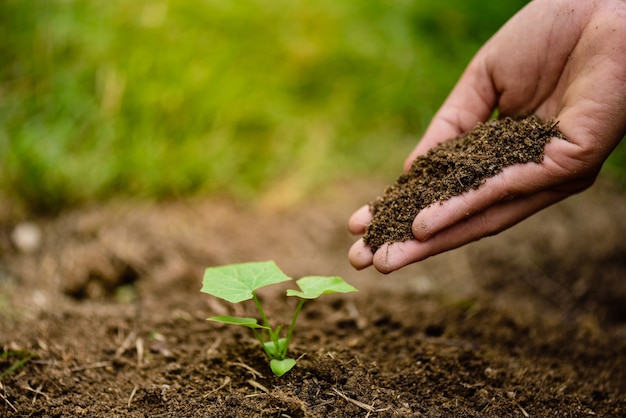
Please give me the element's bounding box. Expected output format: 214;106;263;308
0;0;622;213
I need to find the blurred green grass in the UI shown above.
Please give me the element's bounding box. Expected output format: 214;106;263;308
2;0;621;213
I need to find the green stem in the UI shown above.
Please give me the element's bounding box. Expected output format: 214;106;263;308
271;326;282;358
250;328;266;348
285;298;306;353
253;293;271;329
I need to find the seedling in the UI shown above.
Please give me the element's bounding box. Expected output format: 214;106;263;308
201;261;357;377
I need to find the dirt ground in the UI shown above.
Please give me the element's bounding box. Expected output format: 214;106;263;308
1;177;626;417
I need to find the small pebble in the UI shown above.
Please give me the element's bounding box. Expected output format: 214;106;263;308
11;222;42;253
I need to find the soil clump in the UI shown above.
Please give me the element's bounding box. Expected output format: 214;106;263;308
364;116;566;251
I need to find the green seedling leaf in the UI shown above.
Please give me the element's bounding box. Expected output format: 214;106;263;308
263;338;288;358
201;260;292;303
208;315;268;330
201;261;359;377
270;358;296;377
286;276;358;299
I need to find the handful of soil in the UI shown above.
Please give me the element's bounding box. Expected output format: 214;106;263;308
363;116;567;252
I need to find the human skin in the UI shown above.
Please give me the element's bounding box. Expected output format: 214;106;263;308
348;0;626;273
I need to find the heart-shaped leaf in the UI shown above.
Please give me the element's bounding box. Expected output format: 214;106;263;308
270;358;296;377
207;315;269;330
201;261;292;303
286;276;357;299
263;338;288;358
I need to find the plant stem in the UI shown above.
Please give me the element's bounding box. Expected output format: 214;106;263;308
285;298;306;351
270;326;282;359
250;328;267;349
253;293;271;329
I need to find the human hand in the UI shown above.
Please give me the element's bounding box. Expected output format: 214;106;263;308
349;0;626;273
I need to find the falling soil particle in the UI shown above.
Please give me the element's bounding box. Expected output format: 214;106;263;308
363;116;567;252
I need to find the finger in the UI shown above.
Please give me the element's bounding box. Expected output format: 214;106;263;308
412;164;532;241
372;240;423;274
348;205;372;235
373;189;570;273
348;238;374;270
412;136;583;241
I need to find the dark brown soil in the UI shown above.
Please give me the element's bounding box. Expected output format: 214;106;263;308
1;178;626;417
364;116;566;251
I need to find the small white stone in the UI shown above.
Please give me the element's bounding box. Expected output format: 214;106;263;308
11;222;42;253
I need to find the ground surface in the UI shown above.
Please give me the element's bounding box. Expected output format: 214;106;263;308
1;178;626;417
